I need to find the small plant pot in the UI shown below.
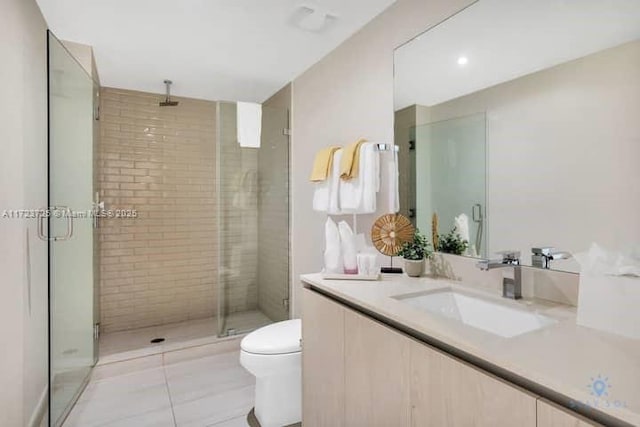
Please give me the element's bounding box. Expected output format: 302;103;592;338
403;258;425;277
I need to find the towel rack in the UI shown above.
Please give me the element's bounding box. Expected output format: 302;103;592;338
348;143;398;234
322;143;399;234
375;143;399;152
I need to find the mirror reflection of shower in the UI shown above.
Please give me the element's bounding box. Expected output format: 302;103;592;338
472;203;483;258
396;112;488;259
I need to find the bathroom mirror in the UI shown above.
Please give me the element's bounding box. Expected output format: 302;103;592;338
394;0;640;272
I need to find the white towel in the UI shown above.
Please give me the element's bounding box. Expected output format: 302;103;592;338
363;143;380;212
313;179;331;212
455;213;476;257
339;145;365;213
339;143;379;214
324;218;343;273
387;148;400;213
328;149;342;214
338;221;358;273
313;180;330;212
237;102;262;148
313;149;343;214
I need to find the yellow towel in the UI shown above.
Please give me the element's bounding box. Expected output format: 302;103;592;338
340;138;367;180
309;146;341;182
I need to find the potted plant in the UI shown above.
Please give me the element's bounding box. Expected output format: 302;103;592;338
398;229;432;277
438;228;469;256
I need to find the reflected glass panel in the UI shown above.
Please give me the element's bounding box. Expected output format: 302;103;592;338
414;113;487;258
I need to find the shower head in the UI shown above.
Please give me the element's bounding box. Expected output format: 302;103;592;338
159;79;179;106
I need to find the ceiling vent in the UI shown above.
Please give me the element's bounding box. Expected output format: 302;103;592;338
291;3;338;33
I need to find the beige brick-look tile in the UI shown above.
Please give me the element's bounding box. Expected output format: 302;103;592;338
97;89;282;334
99;87;219;333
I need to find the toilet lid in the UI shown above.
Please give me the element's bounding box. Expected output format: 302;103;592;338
241;319;301;355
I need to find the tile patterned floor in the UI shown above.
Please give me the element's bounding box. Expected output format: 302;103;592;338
63;341;254;427
99;311;272;364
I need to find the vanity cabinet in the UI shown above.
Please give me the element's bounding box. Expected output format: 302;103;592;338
344;309;411;426
410;340;536;426
537;399;602;427
301;288;346;427
302;288;596;427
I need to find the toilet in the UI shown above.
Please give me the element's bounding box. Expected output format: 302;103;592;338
240;319;302;427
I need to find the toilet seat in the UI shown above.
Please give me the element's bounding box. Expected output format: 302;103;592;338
241;319;301;355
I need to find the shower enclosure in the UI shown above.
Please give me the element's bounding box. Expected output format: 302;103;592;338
46;35;290;422
47;32;99;426
92;93;290;355
216;102;291;336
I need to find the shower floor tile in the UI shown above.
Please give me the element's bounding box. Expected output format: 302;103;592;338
99;310;272;364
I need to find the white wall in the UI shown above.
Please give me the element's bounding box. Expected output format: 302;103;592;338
0;0;49;425
428;40;640;270
290;0;475;315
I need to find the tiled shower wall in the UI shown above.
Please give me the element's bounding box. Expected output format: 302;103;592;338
98;88;217;333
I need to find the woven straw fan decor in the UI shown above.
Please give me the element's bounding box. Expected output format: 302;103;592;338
371;213;415;256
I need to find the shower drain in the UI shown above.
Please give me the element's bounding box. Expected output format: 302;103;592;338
150;338;165;344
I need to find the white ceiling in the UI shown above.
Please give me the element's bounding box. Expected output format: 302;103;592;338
37;0;396;102
394;0;640;110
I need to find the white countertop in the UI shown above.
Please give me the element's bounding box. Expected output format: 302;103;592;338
301;273;640;426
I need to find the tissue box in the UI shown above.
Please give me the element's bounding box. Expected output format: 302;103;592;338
577;274;640;340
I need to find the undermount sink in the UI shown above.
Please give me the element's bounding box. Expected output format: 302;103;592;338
393;289;557;338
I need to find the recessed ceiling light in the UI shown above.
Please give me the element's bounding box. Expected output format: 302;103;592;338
457;56;469;66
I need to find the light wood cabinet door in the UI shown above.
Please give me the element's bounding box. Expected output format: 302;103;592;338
410;341;537;427
301;289;345;427
537;399;601;427
344;309;411;427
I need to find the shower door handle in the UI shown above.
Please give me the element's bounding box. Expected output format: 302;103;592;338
472;203;483;223
472;203;484;255
93;192;104;228
38;206;74;241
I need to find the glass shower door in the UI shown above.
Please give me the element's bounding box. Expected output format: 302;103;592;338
216;102;290;336
256;105;290;322
48;32;97;426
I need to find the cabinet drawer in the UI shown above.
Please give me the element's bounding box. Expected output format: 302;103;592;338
345;309;411;427
302;289;345;427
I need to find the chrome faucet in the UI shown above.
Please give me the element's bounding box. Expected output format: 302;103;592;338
531;247;572;269
476;251;522;300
